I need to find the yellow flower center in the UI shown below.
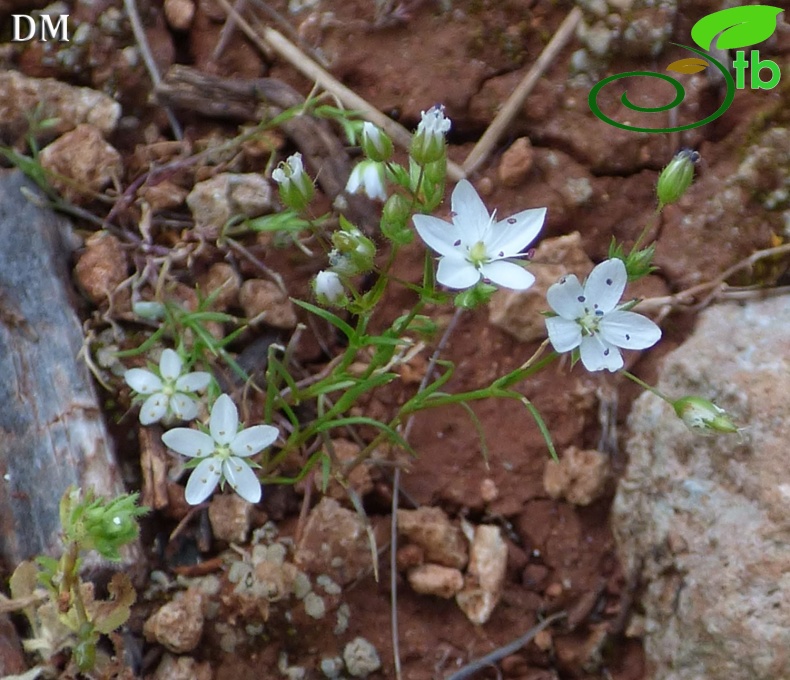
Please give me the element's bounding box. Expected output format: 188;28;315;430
468;240;488;267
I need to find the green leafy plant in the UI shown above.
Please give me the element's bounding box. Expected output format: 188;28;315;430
8;488;146;674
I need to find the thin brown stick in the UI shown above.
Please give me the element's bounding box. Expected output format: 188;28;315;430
214;0;465;181
123;0;183;140
445;611;567;680
635;242;790;315
461;7;582;175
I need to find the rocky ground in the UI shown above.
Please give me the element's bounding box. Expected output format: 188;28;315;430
0;0;789;678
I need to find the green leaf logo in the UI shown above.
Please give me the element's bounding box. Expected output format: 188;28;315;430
691;5;783;51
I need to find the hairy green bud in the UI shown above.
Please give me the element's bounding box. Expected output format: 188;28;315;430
360;122;393;162
673;396;738;435
657;149;699;209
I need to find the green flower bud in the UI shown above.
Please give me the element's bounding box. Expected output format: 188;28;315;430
381;194;414;245
331;223;376;273
272;153;315;211
361;122;393;162
454;282;497;309
61;488;147;561
657;149;699;208
410;105;451;165
673;396;738;435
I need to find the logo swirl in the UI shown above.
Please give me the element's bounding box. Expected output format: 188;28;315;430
588;45;736;134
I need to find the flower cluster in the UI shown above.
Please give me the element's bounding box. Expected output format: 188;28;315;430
124;349;280;504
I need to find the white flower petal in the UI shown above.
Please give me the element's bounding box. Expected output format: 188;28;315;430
230;425;279;457
345;164;363;194
413;214;464;256
185;457;222;505
478;260;535;290
585;259;627;314
175;372;212;392
545;316;582;353
599;310;662;349
159;349;183;381
436;254;481;289
210;394;238;445
124;368;162;395
162;429;215;458
546;275;586;319
451;180;490;243
580;335;623;372
361;162;386;201
139;393;168;425
223;457;262;503
487;207;546;256
170;393;199;421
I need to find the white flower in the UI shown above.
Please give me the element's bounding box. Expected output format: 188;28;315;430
314;270;346;305
272;152;305;187
346;160;387;201
545;258;661;372
161;394;279;505
412;179;545;290
417;105;451;139
272;152;314;209
125;349;211;425
411;105;452;164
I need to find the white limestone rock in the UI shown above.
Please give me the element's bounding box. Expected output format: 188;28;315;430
612;296;790;680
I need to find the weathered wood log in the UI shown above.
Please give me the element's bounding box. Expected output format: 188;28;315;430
156;66;380;231
0;170;142;575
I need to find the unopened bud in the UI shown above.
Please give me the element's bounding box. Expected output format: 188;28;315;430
272;153;314;211
331;224;376;274
410;105;451;165
360;122;393;162
381;194;414;245
673;396;738;435
657;149;699;208
313;270;347;306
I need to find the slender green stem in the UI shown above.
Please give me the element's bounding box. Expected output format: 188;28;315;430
630;207;662;254
620;369;671;403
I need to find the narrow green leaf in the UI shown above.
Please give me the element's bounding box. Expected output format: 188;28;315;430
292;298;357;343
521;397;558;461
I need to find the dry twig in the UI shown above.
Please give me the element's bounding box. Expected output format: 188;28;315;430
635;242;790;318
213;0;466;181
122;0;183;140
462;7;582;175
